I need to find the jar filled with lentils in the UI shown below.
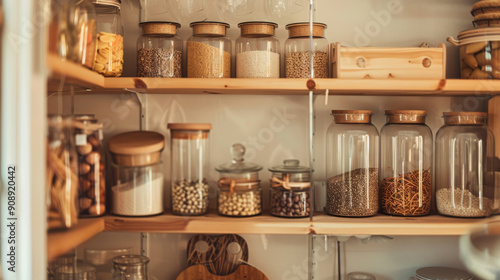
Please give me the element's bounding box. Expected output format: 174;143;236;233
269;159;311;218
284;22;329;78
137;21;182;77
216;144;262;217
187;21;231;78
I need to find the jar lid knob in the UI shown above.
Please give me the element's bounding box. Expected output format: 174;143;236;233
231;143;246;163
284;159;299;167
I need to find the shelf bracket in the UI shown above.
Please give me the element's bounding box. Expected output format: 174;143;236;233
141;232;150;257
124;89;147;130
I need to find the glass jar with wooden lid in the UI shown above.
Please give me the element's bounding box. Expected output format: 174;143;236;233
325;110;379;217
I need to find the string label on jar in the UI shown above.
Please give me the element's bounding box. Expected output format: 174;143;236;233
75;134;87;146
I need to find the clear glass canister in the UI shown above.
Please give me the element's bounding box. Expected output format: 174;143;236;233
187;21;231;78
325;110;379;217
168;123;211;216
92;0;124;77
435;112;495;217
285;22;329;78
137;21;183;77
236;21;280;78
380;110;433;216
47;115;79;229
108;131;165;216
74;115;106;217
112;255;149;280
54;263;97;280
216;144;262;217
269;159;311;218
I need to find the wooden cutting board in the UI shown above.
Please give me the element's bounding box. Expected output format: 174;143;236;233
176;264;269;280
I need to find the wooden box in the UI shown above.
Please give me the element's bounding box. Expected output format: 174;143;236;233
330;42;446;79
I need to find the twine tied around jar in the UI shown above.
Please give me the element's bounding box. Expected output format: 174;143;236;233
271;174;310;190
218;178;259;195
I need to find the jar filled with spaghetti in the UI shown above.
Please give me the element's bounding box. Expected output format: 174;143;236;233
380;110;433;216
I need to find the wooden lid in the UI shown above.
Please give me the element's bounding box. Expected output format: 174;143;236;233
443;112;487;125
108;131;165;155
450;27;500;45
285;22;327;38
238;21;277;36
190;21;229;36
385;110;427;124
331;110;372;124
471;0;500;16
168;123;212;140
140;21;180;35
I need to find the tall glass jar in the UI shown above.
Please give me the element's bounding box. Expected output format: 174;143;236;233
216;144;262;217
236;21;280;78
285;22;329;78
112;255;149;280
269;159;311;218
325;110;379;217
187;21;231;78
380;110;433;216
137;21;183;77
435;112;495;217
47;115;79;229
74;115;106;217
168;123;211;216
92;0;123;77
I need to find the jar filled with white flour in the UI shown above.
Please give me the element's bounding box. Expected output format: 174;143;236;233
108;131;165;216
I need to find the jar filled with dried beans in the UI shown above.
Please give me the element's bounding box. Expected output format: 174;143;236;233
380;110;433;216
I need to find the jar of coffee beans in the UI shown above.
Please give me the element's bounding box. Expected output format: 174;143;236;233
269;159;311;218
216;144;262;217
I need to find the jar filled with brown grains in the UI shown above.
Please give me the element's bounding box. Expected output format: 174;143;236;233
326;110;379;217
216;144;262;217
269;159;311;218
380;110;433;217
187;21;231;78
284;22;329;78
137;21;183;77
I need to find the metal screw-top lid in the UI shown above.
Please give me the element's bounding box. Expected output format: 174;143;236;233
215;143;262;173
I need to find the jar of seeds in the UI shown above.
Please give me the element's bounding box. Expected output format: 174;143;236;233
216;144;262;217
168;123;211;216
269;159;311;218
284;22;329;78
326;110;379;217
137;21;182;77
187;21;231;78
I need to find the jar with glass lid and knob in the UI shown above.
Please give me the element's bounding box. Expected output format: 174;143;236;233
112;255;150;280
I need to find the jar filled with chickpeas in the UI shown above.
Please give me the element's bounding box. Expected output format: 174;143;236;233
216;144;262;217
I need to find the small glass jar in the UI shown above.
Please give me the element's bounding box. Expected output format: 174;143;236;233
216;144;262;217
54;263;97;280
380;110;433;217
325;110;379;217
92;0;124;77
74;115;106;217
47;115;79;229
168;123;211;216
435;112;495;218
284;22;329;78
269;159;311;218
108;131;165;216
137;21;183;77
187;21;231;78
112;255;149;280
236;21;280;78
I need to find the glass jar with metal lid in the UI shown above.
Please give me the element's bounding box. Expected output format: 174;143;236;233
187;21;231;78
284;22;329;78
137;21;182;77
269;159;311;218
216;143;262;217
325;110;379;217
236;21;280;78
92;0;123;77
435;112;495;218
380;110;433;217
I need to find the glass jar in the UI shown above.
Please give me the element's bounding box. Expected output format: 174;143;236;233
269;159;310;218
137;21;183;77
54;263;97;280
187;21;231;78
284;22;329;78
236;21;280;78
435;112;495;218
112;255;149;280
216;144;262;217
108;131;165;216
47;115;79;229
447;27;500;79
74;115;106;217
168;123;211;216
380;110;433;217
325;110;379;217
92;0;124;77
